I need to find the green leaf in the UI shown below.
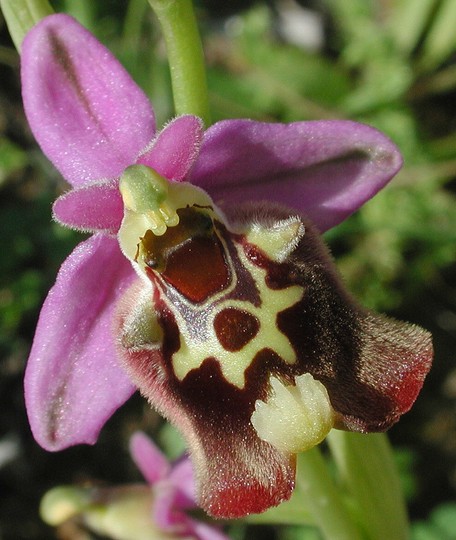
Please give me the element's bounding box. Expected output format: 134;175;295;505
412;522;448;540
243;489;314;526
210;5;349;121
280;525;322;540
157;422;187;460
0;138;27;186
420;0;456;70
388;0;438;55
240;35;350;108
412;503;456;540
327;432;409;540
207;68;280;122
431;503;456;538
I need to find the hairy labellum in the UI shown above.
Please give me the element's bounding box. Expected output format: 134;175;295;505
115;165;432;518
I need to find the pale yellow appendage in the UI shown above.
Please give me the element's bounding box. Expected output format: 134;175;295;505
251;373;335;454
41;485;167;540
246;215;305;263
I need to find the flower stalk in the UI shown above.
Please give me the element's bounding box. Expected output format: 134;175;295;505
147;0;211;126
294;447;363;540
327;431;410;540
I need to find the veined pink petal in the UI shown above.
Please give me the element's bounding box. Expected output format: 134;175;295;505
139;115;204;180
129;431;170;485
21;14;155;186
190;119;403;232
53;180;123;234
24;235;136;451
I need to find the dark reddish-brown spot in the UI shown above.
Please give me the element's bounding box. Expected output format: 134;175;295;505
163;236;230;303
214;307;260;351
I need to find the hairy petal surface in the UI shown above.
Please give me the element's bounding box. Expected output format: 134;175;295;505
190;119;403;232
116;200;431;518
228;203;433;433
21;14;155;186
139;115;204;181
116;282;296;519
25;235;136;451
53;180;123;234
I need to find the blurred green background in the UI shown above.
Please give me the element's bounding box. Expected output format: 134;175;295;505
0;0;456;538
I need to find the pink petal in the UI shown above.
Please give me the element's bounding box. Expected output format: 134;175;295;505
190;119;403;232
154;458;195;518
152;474;230;540
152;483;188;531
129;431;170;484
153;481;229;540
190;522;231;540
139;115;204;180
53;180;123;234
21;14;155;186
169;458;195;504
24;235;136;451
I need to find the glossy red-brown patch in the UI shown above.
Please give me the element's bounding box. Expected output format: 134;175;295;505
162;235;230;303
213;307;260;351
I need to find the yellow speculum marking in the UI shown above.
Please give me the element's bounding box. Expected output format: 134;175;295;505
117;167;335;453
117;165;304;389
171;246;304;389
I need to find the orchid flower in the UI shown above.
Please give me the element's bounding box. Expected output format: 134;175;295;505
40;431;228;540
129;431;229;540
22;14;432;519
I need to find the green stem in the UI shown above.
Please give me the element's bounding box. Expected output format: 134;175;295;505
243;487;315;526
295;447;363;540
327;431;409;540
147;0;210;126
62;0;95;32
244;446;363;537
0;0;53;51
122;0;149;52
